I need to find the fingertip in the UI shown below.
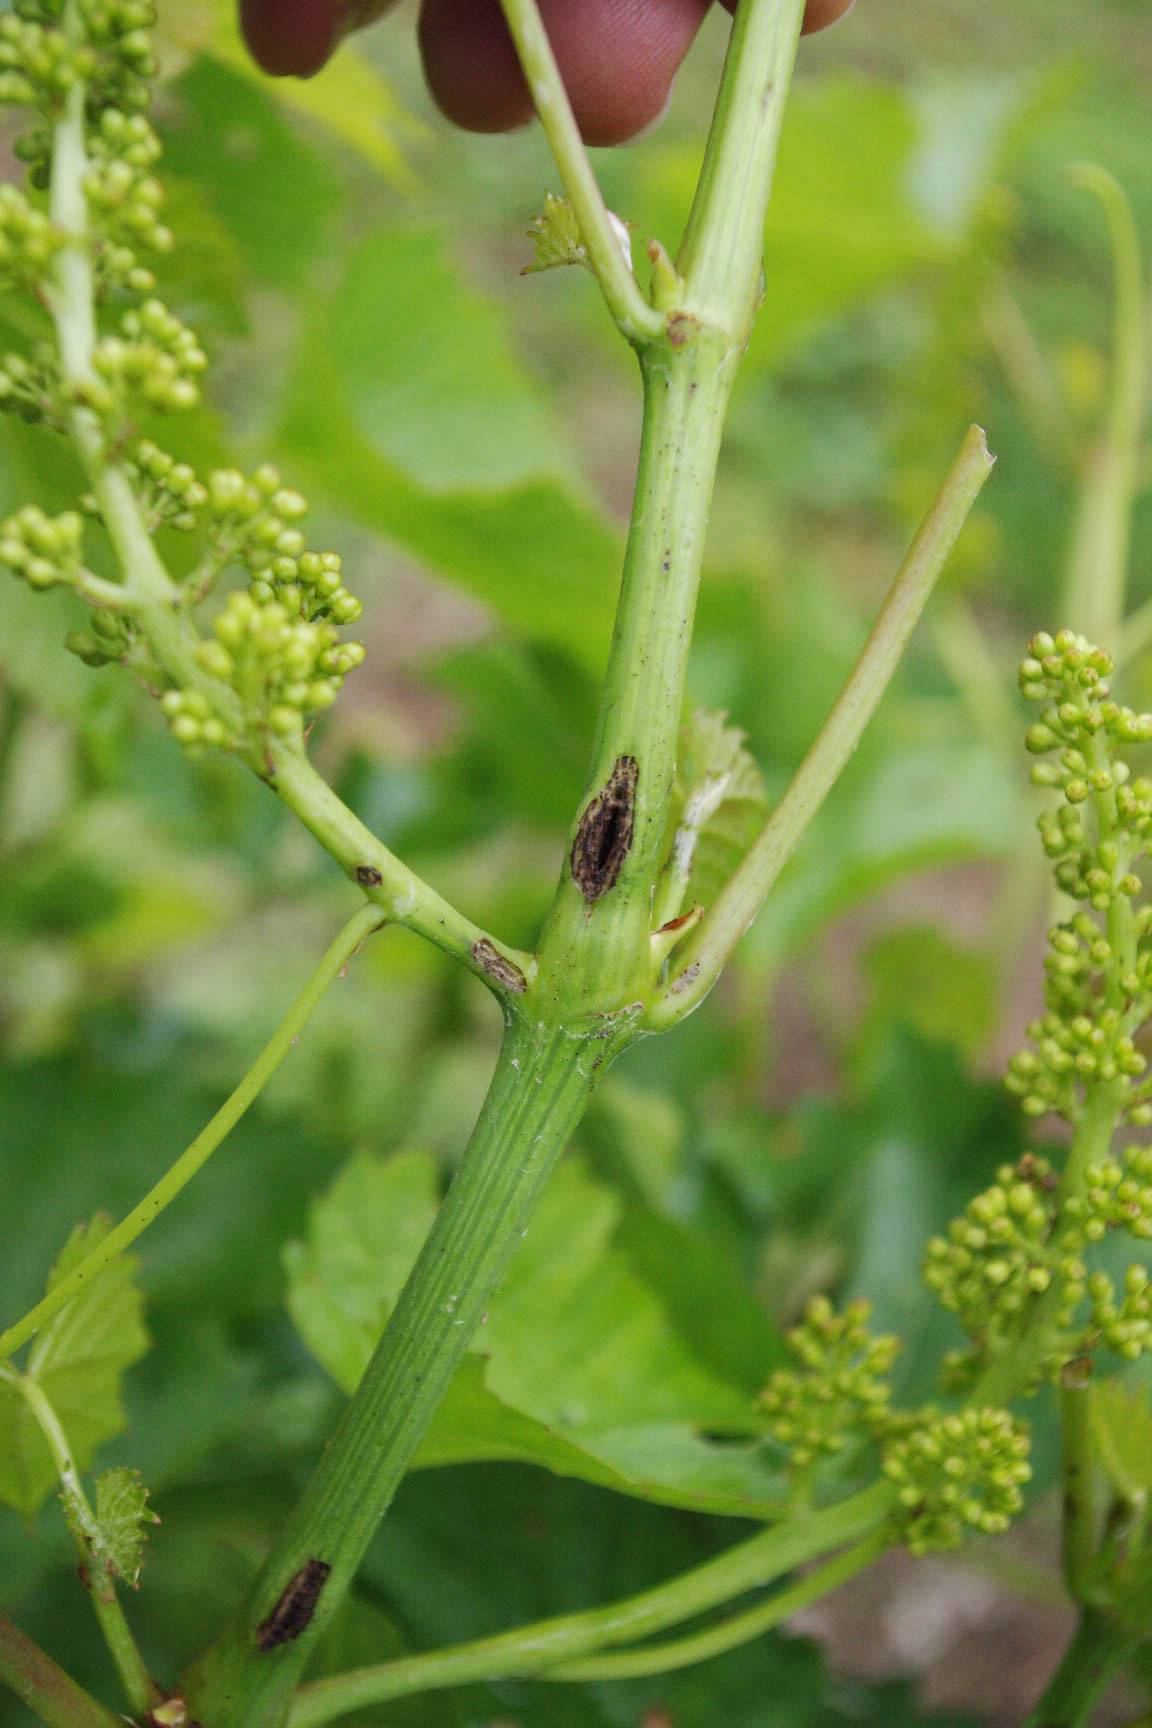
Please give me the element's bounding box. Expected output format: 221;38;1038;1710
419;0;710;147
240;0;343;76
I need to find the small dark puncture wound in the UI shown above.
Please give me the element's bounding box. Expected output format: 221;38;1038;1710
570;756;638;902
471;938;528;995
255;1559;331;1652
354;863;383;888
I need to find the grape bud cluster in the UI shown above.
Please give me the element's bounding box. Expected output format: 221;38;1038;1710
882;1408;1032;1555
1008;630;1152;1126
759;1297;899;1474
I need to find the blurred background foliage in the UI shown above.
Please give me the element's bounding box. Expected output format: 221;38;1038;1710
1;0;1151;1721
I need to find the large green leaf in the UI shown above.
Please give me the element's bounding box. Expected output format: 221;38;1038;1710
329;227;573;494
636;80;951;370
0;1220;149;1518
275;240;622;669
285;1150;790;1517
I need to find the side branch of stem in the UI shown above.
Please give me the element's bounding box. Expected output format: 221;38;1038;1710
655;424;995;1026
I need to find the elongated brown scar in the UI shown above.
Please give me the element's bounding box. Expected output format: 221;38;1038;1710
255;1559;331;1652
570;756;638;902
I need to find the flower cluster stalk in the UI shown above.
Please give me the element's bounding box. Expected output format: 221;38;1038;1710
287;1486;891;1728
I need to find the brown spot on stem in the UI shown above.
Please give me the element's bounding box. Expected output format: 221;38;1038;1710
471;938;527;995
668;961;700;995
355;864;383;888
570;757;638;902
255;1559;331;1652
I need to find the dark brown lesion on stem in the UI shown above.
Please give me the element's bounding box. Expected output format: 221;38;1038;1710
254;1560;331;1652
570;755;639;902
354;863;383;888
471;938;527;995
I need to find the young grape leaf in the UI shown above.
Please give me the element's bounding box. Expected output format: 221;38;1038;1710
523;194;591;274
0;1219;149;1518
657;709;769;917
285;1151;789;1519
1091;1381;1152;1501
94;1470;161;1587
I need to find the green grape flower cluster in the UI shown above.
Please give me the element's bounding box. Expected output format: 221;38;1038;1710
2;1;157;190
925;1146;1152;1387
89;298;207;415
882;1408;1032;1555
759;1297;899;1473
1008;630;1152;1126
0;504;84;590
0;181;64;285
84;107;171;293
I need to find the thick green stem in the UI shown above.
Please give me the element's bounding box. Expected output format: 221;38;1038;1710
537;332;736;1008
0;904;383;1364
185;1007;638;1727
0;1614;126;1728
288;1486;891;1728
1021;1608;1144;1728
676;0;805;336
655;426;995;1026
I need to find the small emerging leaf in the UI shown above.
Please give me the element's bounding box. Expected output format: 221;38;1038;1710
1092;1381;1152;1502
522;194;591;275
658;709;769;916
90;1468;161;1587
0;1219;149;1518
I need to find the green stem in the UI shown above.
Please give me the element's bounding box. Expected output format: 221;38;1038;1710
676;0;805;337
4;1374;157;1717
545;1532;888;1682
1062;165;1148;644
1021;1607;1145;1728
267;748;531;994
1061;1381;1100;1607
0;903;382;1363
495;0;661;344
287;1486;891;1728
0;1613;126;1728
655;425;995;1027
185;1007;639;1727
536;331;737;1010
537;0;809;1014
